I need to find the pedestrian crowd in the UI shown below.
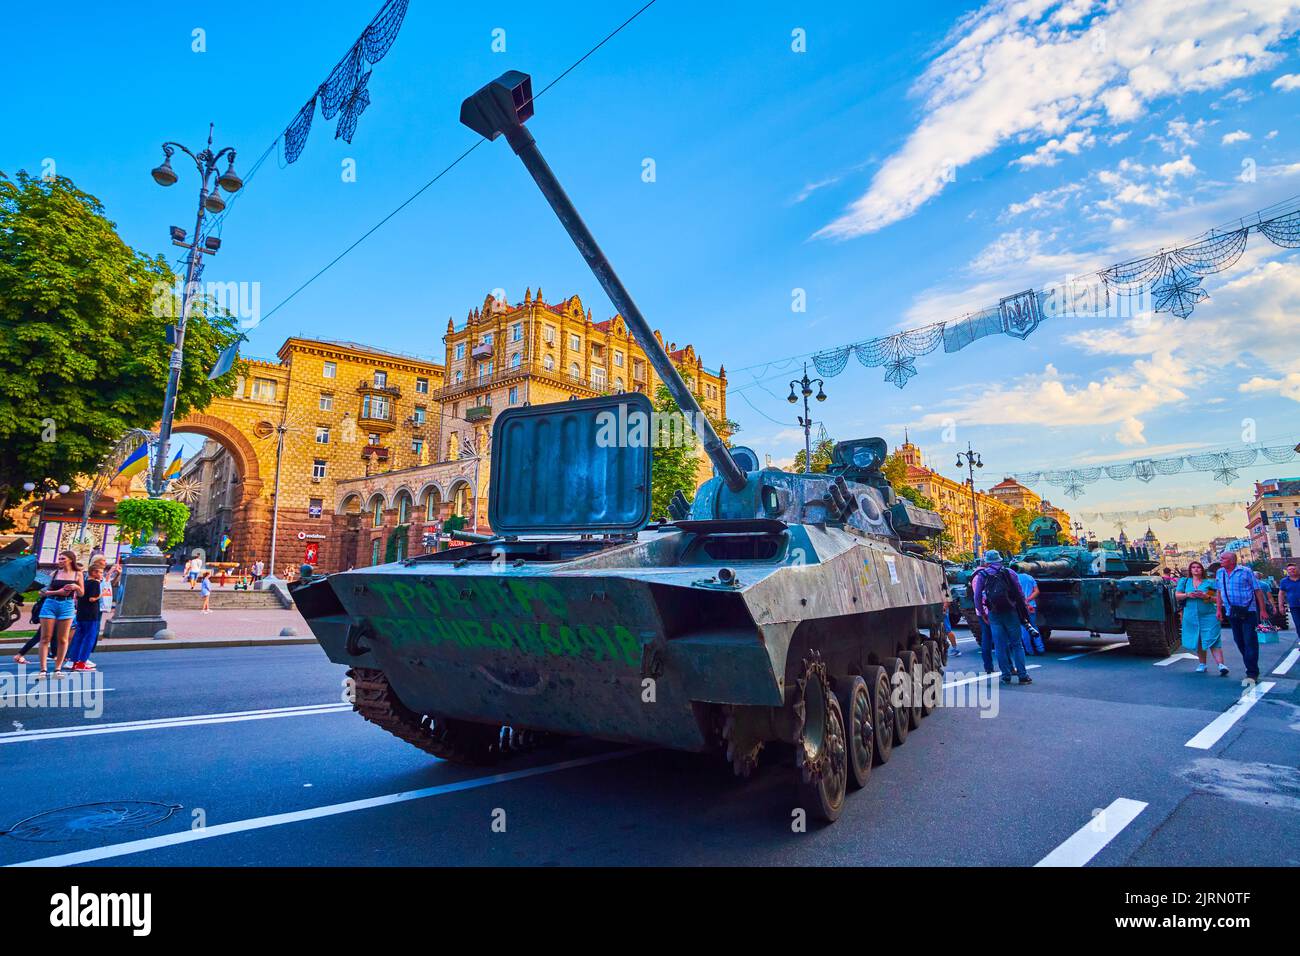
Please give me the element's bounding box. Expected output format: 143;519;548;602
11;549;118;677
970;549;1040;685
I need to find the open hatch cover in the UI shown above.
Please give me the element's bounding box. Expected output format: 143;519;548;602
488;392;655;535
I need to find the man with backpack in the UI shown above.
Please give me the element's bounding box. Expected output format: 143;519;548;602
971;550;1039;685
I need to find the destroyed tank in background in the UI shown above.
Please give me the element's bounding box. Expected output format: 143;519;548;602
952;516;1181;656
291;71;950;823
0;541;42;631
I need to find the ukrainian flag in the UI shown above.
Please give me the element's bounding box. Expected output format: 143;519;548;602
163;449;184;480
116;443;149;481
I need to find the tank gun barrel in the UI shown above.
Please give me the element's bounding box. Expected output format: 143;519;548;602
1012;558;1074;577
461;72;747;493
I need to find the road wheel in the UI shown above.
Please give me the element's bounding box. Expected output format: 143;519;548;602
835;676;874;790
863;664;894;765
795;657;848;824
919;642;937;716
884;657;910;745
931;634;948;668
899;649;922;730
1039;627;1053;648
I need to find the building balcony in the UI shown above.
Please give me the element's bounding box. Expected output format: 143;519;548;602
357;411;395;432
471;343;494;360
435;359;604;402
361;445;390;461
465;405;492;422
357;380;402;398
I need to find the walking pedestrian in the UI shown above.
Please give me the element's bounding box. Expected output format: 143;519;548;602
199;570;213;613
942;598;961;657
184;556;195;589
252;558;264;583
67;556;107;671
1214;551;1268;684
33;550;83;679
971;550;1039;684
1177;561;1226;676
1279;563;1300;633
1016;567;1044;655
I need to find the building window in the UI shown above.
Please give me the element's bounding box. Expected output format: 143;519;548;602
413;405;426;425
509;386;519;405
308;498;323;518
373;370;388;388
455;370;463;384
372;498;384;527
478;362;493;381
569;333;581;351
592;367;607;389
482;333;494;345
615;351;624;368
544;325;556;344
368;433;380;445
455;343;465;361
569;362;580;379
511;352;521;369
412;438;424;455
615;377;624;391
312;459;327;480
252;378;276;402
397;494;411;524
362;394;390;420
511;323;522;342
415;377;429;394
315;426;330;444
370;539;381;566
319;392;333;411
543;355;555;371
323;361;336;379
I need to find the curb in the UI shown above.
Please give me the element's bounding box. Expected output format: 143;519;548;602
0;636;317;653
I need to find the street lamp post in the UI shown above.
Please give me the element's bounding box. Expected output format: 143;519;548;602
147;125;242;499
107;126;241;640
955;443;984;558
787;364;826;473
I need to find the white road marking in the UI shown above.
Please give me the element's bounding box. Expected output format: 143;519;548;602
7;749;639;867
11;687;115;701
0;702;349;745
943;664;1042;689
1272;648;1299;676
1034;797;1148;867
955;637;978;645
1059;643;1126;662
1185;682;1276;750
1155;653;1199;667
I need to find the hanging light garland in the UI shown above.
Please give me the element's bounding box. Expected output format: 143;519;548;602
1074;500;1249;526
760;197;1300;390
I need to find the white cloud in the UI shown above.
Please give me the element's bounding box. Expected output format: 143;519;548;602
1115;416;1147;446
1002;182;1084;218
1272;73;1300;91
815;0;1300;239
1240;372;1300;401
1155;155;1197;179
1012;130;1096;168
1267;129;1279;139
1221;130;1252;145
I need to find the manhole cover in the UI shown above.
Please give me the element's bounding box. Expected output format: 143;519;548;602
2;801;183;843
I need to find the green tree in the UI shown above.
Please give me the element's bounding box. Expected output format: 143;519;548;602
983;508;1020;556
792;436;835;474
0;171;241;527
649;371;738;520
1011;508;1037;549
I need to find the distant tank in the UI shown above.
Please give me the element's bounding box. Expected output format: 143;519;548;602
291;71;951;823
952;516;1181;656
0;541;42;631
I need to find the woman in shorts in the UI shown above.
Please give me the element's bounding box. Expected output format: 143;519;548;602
36;550;84;678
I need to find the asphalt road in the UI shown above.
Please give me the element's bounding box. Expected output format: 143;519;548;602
1;625;1296;867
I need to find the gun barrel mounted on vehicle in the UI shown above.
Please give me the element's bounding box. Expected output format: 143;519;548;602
460;71;747;494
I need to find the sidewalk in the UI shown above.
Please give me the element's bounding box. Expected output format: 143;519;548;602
0;606;317;653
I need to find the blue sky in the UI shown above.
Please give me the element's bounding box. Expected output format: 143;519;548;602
6;0;1300;546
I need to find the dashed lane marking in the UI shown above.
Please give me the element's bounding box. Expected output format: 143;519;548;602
7;748;640;867
1185;682;1276;750
942;664;1042;689
0;702;349;745
1058;643;1126;662
1034;797;1148;867
1272;648;1299;676
1155;653;1199;667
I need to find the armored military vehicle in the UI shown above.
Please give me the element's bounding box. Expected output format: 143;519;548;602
0;541;41;631
953;516;1180;656
290;72;951;823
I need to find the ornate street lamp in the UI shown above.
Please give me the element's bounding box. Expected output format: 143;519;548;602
787;364;826;473
955;443;984;557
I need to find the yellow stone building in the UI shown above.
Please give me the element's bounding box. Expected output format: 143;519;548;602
177;291;727;572
894;441;1071;557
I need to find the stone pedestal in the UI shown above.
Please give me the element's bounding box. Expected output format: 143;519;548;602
102;552;169;639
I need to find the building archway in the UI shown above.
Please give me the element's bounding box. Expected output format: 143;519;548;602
172;412;269;565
